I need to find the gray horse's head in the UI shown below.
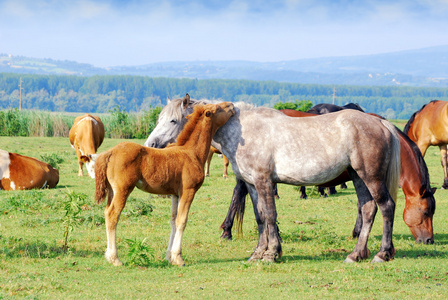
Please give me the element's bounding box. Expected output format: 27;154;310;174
144;94;211;148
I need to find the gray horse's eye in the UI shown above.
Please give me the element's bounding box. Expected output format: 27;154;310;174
170;119;177;124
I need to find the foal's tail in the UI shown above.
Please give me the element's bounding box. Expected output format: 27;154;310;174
94;151;112;204
381;119;401;202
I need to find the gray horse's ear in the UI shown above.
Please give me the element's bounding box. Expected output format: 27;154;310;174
182;93;190;109
167;96;171;104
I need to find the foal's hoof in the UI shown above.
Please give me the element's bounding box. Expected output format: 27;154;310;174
106;257;123;266
105;251;123;266
169;254;185;266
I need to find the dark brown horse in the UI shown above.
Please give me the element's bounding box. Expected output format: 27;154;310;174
404;100;448;188
307;103;364;115
220;113;436;245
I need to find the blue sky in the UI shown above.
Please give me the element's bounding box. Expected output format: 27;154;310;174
1;0;448;67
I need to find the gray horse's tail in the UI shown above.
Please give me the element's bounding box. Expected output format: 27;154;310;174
380;119;401;202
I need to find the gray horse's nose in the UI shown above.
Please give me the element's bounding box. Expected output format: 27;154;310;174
145;139;158;148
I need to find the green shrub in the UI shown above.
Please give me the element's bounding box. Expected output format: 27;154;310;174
40;153;64;169
273;100;313;111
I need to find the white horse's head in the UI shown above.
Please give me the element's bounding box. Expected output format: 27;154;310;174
144;94;212;148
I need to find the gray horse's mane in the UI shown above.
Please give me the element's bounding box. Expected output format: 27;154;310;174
159;97;257;123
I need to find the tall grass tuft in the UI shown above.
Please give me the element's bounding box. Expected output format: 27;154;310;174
0;106;161;138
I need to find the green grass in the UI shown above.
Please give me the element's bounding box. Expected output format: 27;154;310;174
0;136;447;299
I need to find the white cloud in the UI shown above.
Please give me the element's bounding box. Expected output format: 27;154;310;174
1;0;448;66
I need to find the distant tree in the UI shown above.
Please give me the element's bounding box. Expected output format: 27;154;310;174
273;100;313;112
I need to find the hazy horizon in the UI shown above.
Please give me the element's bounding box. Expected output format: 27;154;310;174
1;0;448;68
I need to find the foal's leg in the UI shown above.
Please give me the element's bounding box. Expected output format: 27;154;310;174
104;187;132;266
439;145;448;189
168;189;196;266
166;195;179;260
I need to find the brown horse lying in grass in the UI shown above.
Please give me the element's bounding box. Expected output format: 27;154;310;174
94;102;235;266
0;149;59;190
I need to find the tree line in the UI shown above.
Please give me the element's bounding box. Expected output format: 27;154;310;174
1;73;448;119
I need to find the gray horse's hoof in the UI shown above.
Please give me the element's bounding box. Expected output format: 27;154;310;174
343;257;357;263
371;256;387;263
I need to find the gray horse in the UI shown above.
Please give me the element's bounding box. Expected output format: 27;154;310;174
145;94;401;263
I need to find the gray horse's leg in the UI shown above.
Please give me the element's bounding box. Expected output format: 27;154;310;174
246;179;282;262
346;169;396;263
368;184;396;263
344;170;376;262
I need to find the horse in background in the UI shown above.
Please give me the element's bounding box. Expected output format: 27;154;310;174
206;146;230;178
69;113;104;178
94;102;235;266
146;96;401;264
404;100;448;189
307;103;364;115
0;149;59;190
282;105;365;198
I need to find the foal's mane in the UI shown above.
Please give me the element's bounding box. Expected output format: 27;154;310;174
403;100;439;135
175;105;206;146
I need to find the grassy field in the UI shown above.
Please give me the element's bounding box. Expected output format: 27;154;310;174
0;134;447;299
